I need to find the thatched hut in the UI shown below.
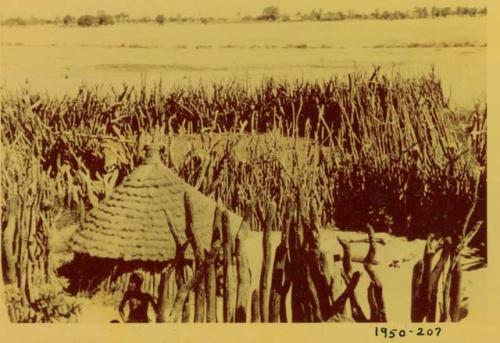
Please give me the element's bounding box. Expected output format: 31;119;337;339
63;144;242;297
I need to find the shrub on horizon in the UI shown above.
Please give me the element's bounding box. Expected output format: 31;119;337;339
97;14;115;25
77;15;97;27
155;14;166;24
62;14;76;26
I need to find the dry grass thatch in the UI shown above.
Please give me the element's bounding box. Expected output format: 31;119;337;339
69;150;242;262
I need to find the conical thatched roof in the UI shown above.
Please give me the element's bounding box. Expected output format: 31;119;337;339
69;145;242;262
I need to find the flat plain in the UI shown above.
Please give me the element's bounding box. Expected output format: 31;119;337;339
1;17;486;107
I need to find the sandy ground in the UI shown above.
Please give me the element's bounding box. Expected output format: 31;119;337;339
67;229;486;323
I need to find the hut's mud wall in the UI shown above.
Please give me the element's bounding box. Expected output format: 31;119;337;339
59;254;191;299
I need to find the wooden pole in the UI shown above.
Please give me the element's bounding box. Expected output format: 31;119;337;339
363;225;387;322
420;234;437;321
329;271;362;318
235;208;252;322
427;238;451;322
156;264;176;322
162;209;190;322
2;197;18;285
18;197;30;304
222;210;235;322
338;238;367;321
251;289;260;323
269;215;290;322
167;245;220;322
206;206;222;323
441;252;454;322
449;255;462;322
184;192;206;322
331;256;344;307
279;265;290;322
411;260;423;322
367;283;379;321
304;200;333;320
289;201;306;322
182;295;191;322
259;201;275;322
303;263;323;321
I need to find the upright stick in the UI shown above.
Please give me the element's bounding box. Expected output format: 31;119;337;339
235;207;252;322
184;192;206;322
222;210;235;322
251;289;260;323
259;201;275;322
206;206;222;323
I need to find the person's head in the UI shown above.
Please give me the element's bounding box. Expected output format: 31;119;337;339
128;272;143;291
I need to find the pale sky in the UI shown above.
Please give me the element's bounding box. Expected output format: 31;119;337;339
0;0;487;18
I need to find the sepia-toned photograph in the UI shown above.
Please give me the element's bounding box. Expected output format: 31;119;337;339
0;0;488;329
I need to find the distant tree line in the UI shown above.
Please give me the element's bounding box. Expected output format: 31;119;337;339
0;6;488;26
1;16;54;26
1;12;117;26
284;6;487;22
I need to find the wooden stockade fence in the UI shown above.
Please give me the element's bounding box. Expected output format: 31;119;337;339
410;175;483;323
2;159;60;322
410;226;482;323
2;184;479;323
153;187;480;323
154;191;391;323
2;180;479;323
